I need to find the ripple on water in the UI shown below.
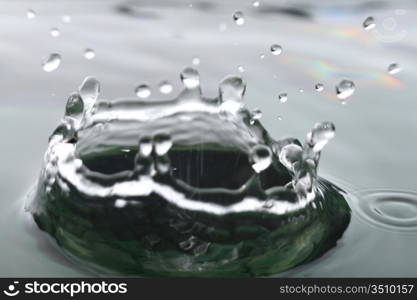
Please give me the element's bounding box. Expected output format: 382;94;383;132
355;190;417;232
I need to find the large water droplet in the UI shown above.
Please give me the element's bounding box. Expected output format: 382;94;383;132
315;83;324;92
153;133;173;156
65;92;84;119
387;63;401;75
336;80;355;100
79;77;100;110
307;121;336;152
278;93;288;103
250;145;272;173
219;75;246;102
158;81;173;94
180;67;200;89
135;84;151;99
84;48;95;60
233;11;245;25
42;53;61;72
270;44;282;56
50;27;60;37
26;9;36;19
363;16;376;30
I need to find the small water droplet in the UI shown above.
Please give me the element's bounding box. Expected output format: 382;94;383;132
138;136;153;157
278;93;288;103
79;76;100;110
299;88;304;93
62;15;71;23
192;57;200;65
315;83;324;92
260;53;265;59
50;27;60;37
114;199;128;208
84;48;95;60
277;115;283;121
252;1;260;7
270;44;282;55
336;80;355;100
158;81;173;94
135;84;151;99
250;145;272;173
27;9;36;19
307;121;336;152
238;65;245;73
279;144;303;172
363;16;376;30
180;67;200;89
233;11;245;25
42;53;61;72
387;63;401;75
153;133;173;156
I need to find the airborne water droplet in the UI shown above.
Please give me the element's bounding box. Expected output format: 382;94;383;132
180;67;200;89
238;65;245;73
233;11;245;25
307;121;336;152
135;84;151;99
250;145;272;173
27;9;36;19
50;27;60;37
79;77;100;110
252;1;260;7
84;48;95;60
153;133;173;156
315;83;324;92
192;57;200;66
336;80;355;100
270;44;282;56
387;63;401;75
158;81;173;94
363;16;376;30
62;15;72;23
278;93;288;103
42;53;61;72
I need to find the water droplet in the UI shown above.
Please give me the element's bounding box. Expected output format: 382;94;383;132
249;108;262;124
42;53;61;72
158;81;173;94
27;9;36;19
387;63;401;75
270;44;282;56
135;84;151;99
336;80;355;100
219;75;246;102
180;67;200;89
299;88;304;93
250;145;272;173
138;136;153;157
315;83;324;92
363;16;376;30
153;133;173;156
307;121;336;152
50;27;60;37
114;199;128;208
79;77;100;110
233;11;245;25
260;53;265;59
279;144;303;172
278;93;288;103
65;92;84;119
237;65;245;73
192;57;200;65
84;48;95;60
62;15;71;23
252;1;260;7
277;115;283;121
